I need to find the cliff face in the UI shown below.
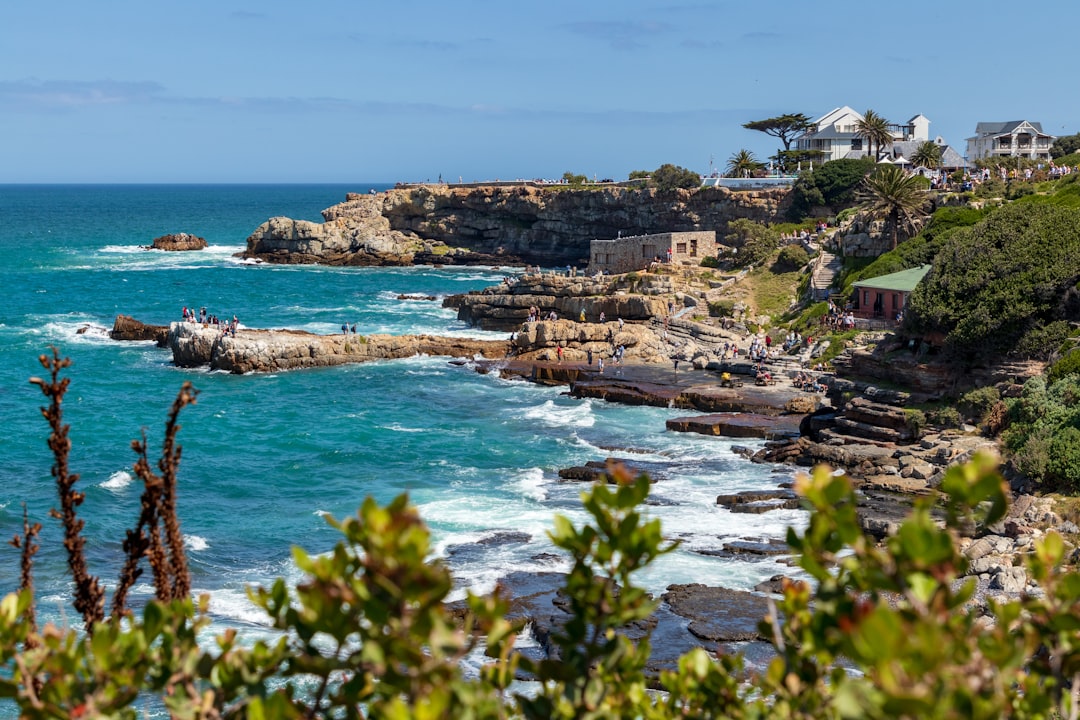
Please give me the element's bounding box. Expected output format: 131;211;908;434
242;184;791;266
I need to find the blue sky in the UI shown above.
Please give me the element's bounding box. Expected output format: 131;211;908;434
2;1;1077;183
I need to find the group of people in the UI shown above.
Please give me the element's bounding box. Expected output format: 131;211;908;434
182;306;239;337
792;370;828;393
820;302;857;330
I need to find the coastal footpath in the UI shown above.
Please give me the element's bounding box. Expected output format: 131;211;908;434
240;184;790;267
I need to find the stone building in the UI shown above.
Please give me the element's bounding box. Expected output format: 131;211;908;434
588;231;717;274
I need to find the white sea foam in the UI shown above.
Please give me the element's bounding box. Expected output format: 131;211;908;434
512;467;548;502
184;534;210;551
520;399;595;429
100;470;133;491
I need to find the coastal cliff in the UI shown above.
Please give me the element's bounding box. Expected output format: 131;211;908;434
241;184;791;266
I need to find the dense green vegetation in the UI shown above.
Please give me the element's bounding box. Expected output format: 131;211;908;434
787;157;875;219
8;361;1080;718
650;163;701;191
1050;131;1080;159
905;203;1080;359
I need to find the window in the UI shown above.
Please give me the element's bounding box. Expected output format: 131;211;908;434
850;139;863;151
642;244;656;259
676;242;687;254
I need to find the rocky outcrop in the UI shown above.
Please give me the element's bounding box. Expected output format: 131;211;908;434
167;322;510;374
110;315;169;346
666;413;803;439
445;273;670;332
241;184;791;267
150;233;207;251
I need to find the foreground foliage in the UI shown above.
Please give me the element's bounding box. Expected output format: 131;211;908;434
6;363;1080;718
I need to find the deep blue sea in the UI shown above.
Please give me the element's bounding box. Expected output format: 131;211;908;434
0;185;805;644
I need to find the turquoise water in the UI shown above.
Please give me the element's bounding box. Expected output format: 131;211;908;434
0;184;805;639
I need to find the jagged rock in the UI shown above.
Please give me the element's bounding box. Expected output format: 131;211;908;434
110;315;169;347
150;232;207;251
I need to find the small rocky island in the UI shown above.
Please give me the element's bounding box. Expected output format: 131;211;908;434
150;232;208;251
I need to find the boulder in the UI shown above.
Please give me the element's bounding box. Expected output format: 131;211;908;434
150;232;207;251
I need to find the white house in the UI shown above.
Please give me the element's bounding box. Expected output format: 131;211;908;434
966;121;1056;161
794;107;931;162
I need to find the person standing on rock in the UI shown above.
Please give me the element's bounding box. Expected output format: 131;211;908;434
587;349;593;365
598;356;604;373
556;344;563;363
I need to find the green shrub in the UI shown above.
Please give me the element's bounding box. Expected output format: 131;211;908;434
699;255;721;268
1018;320;1072;359
958;386;1001;424
904;408;927;438
1049;426;1080;492
929;405;962;428
774;244;810;271
708;299;736;317
1049;348;1080;384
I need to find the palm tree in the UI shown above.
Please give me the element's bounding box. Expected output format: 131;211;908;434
858;165;930;250
726;149;763;178
855;109;893;161
910;141;942;170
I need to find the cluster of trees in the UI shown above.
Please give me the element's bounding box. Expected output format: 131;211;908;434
1051;131;1080;159
905;203;1080;359
7;357;1080;717
625;164;701;191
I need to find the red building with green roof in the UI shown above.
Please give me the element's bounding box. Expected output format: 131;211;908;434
851;264;931;322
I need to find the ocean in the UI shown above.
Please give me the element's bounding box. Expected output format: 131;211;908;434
0;184;806;643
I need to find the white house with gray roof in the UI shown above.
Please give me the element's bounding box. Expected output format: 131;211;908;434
793;107;931;162
966;121;1056;161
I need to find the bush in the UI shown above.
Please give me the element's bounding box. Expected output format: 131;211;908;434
651;163;701;191
787;156;875;219
1049;348;1080;384
774;244;810;271
726;218;778;268
1017;320;1072;359
906;203;1080;360
708;299;736;317
929;405;962;429
699;255;721;269
958;386;1002;424
904;408;927;438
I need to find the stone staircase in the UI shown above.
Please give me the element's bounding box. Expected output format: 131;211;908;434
808;250;843;301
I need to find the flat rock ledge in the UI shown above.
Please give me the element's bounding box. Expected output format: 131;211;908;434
167;322;509;374
667;412;803;440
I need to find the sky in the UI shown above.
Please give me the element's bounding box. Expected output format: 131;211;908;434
2;0;1077;184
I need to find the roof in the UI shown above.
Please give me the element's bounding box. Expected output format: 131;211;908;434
974;120;1047;136
852;264;932;292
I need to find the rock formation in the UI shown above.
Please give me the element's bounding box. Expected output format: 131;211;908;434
110;315;169;346
150;233;208;251
444;272;670;332
167;322;510;374
240;184;791;267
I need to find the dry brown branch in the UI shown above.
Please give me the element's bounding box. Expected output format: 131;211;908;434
28;347;104;632
113;430;166;616
9;503;42;642
157;381;198;600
